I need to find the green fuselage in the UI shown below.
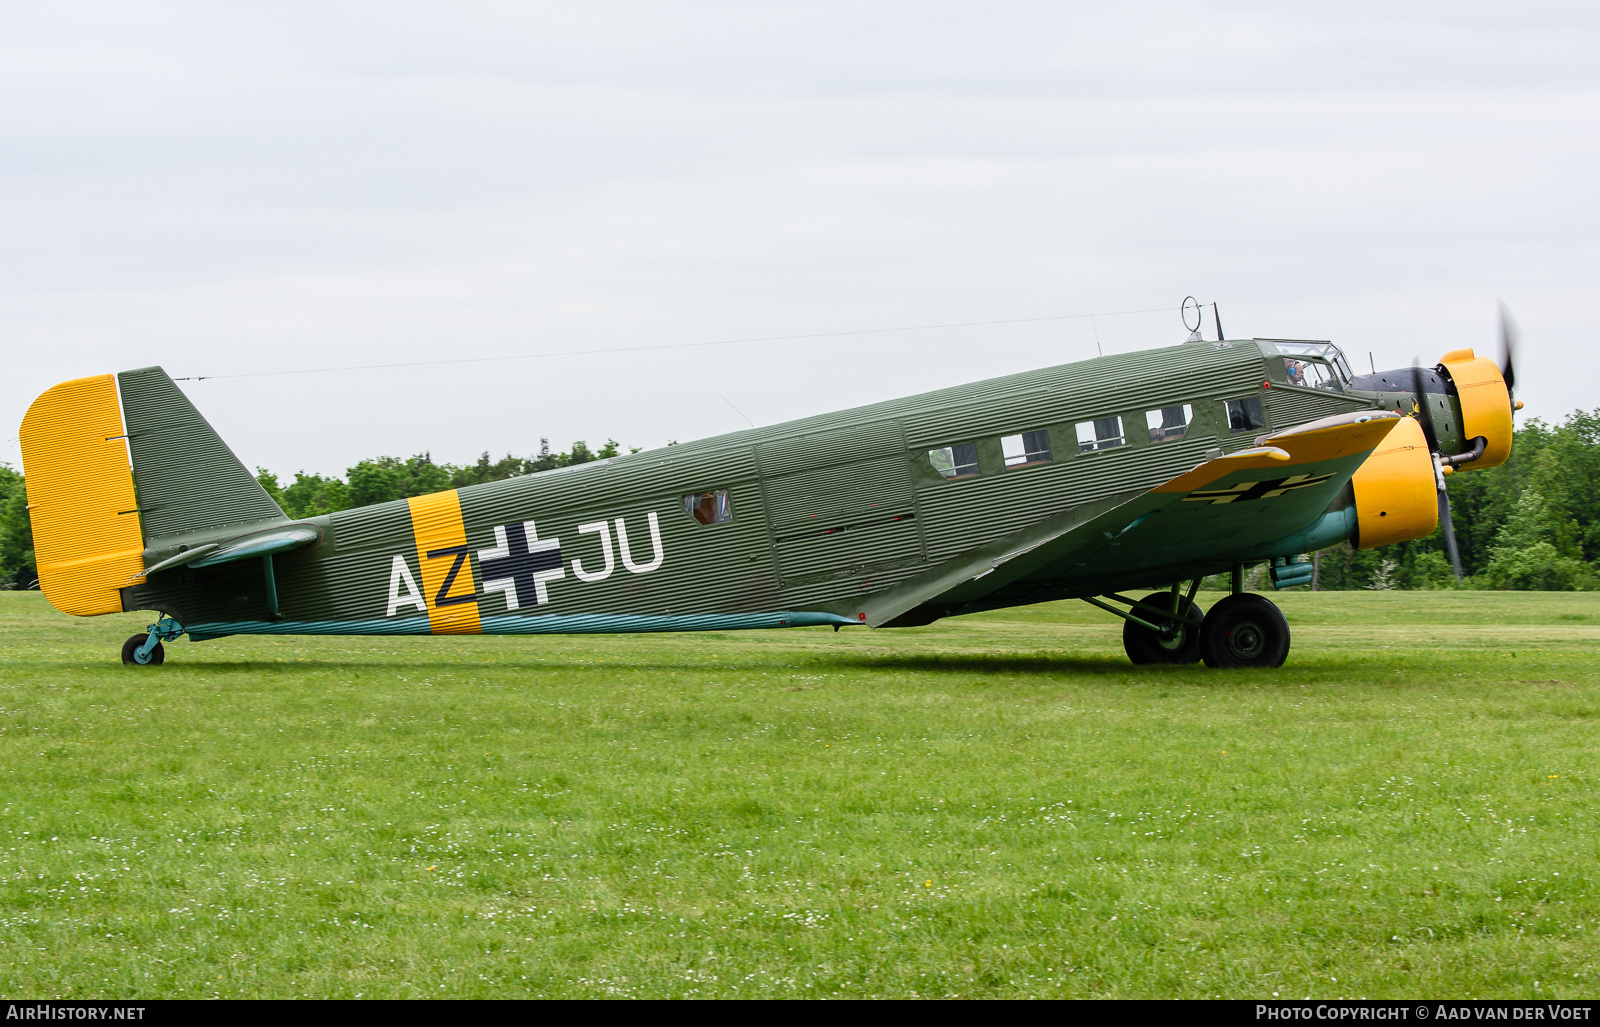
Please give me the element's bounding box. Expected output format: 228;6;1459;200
123;339;1461;639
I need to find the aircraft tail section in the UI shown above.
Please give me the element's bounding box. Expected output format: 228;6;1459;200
115;367;284;543
20;367;284;616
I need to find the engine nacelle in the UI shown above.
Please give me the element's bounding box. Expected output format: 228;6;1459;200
1437;347;1513;470
1350;416;1438;550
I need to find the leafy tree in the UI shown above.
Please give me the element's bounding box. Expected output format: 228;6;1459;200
253;439;628;519
0;464;35;589
1472;488;1599;591
258;469;352;521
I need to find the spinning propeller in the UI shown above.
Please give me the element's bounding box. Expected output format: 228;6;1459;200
1498;301;1520;413
1406;304;1522;580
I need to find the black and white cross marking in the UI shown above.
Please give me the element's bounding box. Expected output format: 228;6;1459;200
1182;472;1335;505
477;521;564;609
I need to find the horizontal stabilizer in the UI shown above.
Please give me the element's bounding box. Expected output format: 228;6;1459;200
189;525;321;567
137;525;321;576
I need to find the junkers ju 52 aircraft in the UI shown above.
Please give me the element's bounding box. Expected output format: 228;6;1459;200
20;304;1519;670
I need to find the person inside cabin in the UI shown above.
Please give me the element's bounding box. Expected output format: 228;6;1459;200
1286;360;1307;386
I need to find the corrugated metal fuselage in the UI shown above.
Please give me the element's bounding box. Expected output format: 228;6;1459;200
124;339;1413;638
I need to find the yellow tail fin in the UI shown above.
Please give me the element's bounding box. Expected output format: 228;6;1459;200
19;374;146;615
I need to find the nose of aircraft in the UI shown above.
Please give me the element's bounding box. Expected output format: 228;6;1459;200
1435;345;1513;470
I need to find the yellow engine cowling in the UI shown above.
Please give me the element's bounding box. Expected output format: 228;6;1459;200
1351;416;1438;550
1438;347;1513;469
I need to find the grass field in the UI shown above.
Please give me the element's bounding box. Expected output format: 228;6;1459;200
0;590;1597;999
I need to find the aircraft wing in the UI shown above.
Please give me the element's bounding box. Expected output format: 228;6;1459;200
863;410;1403;627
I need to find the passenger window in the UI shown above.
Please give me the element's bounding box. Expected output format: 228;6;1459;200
1146;405;1193;442
1225;396;1266;434
928;443;980;479
1001;430;1052;468
683;489;733;525
1075;416;1125;453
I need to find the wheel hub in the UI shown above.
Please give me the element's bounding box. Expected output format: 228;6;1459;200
1227;620;1266;660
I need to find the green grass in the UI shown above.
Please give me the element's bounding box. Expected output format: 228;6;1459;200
1;590;1597;999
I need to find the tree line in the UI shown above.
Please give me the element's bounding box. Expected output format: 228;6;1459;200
252;438;627;521
1;414;1597;592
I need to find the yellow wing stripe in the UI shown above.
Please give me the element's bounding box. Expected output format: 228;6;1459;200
407;490;482;635
19;374;146;616
1154;414;1400;494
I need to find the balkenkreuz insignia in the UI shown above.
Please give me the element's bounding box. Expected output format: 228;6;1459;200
1182;473;1335;505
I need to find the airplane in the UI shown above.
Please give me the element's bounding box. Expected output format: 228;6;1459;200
18;305;1519;670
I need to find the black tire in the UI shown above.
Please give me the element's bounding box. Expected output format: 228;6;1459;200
1122;592;1205;665
121;634;165;666
1200;593;1290;669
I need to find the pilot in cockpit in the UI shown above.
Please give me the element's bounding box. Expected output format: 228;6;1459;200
1285;360;1308;386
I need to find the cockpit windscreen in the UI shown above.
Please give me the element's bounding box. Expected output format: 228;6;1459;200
1264;340;1354;392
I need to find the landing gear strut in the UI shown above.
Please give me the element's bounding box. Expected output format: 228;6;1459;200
1121;591;1204;664
121;616;183;667
1084;581;1206;665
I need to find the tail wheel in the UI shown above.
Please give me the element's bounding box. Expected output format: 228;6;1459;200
120;634;165;666
1122;593;1205;665
1200;594;1290;669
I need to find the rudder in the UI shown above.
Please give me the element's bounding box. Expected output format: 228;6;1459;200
20;374;147;615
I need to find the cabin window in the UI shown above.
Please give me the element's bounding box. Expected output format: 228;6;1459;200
1146;405;1193;442
1075;416;1125;453
1225;396;1266;434
1001;430;1052;468
928;442;980;479
683;489;733;525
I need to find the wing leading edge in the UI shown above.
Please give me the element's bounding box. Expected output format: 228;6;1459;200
864;410;1404;627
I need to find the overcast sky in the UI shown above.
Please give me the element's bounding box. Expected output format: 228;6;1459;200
3;1;1596;477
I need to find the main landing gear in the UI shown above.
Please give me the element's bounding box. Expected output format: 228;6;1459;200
1086;569;1291;669
121;616;183;667
1198;593;1289;669
1120;591;1204;664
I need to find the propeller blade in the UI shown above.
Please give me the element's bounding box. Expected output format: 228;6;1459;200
1497;300;1520;402
1437;486;1464;581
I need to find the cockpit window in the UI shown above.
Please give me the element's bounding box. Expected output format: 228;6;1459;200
928;442;980;479
683;489;733;525
1225;396;1266;434
1264;340;1353;390
1146;405;1192;442
1281;356;1344;391
1076;416;1125;453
